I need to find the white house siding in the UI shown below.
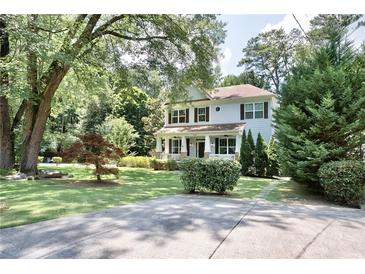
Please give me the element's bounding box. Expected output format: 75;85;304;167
163;97;275;143
210;97;274;143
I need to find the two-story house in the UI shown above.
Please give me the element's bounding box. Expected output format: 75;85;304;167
154;84;277;160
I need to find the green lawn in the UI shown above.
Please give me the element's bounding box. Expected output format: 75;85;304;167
0;165;314;229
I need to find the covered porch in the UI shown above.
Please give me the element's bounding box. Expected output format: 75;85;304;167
154;123;245;161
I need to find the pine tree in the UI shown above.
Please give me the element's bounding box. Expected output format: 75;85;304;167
275;31;365;186
266;137;280;177
255;133;268;177
240;130;250;175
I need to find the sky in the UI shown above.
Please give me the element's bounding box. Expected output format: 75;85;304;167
218;14;365;76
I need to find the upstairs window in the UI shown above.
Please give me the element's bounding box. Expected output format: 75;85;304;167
198;107;206;122
170;109;187;124
245;103;254;119
255;103;264;118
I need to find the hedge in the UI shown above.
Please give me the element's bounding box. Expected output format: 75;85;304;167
118;156;151;168
179;158;241;194
318;160;365;207
52;157;62;164
150;159;178;171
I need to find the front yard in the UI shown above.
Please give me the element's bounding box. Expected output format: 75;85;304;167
0;164;319;229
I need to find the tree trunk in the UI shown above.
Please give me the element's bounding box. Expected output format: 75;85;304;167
0;97;14;168
0;16;15;169
20;64;70;175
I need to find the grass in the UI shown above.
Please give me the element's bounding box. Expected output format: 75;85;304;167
0;164;317;229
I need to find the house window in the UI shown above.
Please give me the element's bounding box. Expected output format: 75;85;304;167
218;137;236;155
171;109;186;124
171;139;181;154
255;103;264;119
198;107;206;122
245;103;254;119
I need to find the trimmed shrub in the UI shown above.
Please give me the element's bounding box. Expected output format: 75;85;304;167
150;159;178;171
38;156;44;163
179;158;241;194
52;157;62;164
318;160;365;207
118;156;151;168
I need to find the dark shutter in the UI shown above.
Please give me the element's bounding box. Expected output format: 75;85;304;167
168;112;171;124
240;104;245;120
186;138;190;156
186;108;189;123
215;138;219;154
264;102;268;119
205;106;209;122
194;108;197;122
169;139;172;154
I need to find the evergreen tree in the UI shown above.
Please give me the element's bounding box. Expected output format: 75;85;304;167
266;137;280;177
255;133;268;177
275;30;365;186
246;129;256;175
240;130;250;175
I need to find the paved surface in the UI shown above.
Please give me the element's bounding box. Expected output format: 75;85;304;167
1;195;364;259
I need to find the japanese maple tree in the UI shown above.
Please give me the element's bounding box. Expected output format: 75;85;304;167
63;133;123;182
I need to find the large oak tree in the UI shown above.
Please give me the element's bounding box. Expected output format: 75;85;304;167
0;14;225;174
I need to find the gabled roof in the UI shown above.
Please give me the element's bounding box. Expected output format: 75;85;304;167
209;84;275;100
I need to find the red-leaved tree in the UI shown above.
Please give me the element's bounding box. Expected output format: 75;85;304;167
63;133;123;182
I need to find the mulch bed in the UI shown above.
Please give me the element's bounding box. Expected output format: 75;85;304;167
64;180;124;187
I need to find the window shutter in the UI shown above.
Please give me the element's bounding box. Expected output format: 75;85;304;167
205;106;209;122
186;108;189;123
240;104;245;120
264;102;268;119
194;108;197;122
215;138;219;154
186;138;190;156
168;112;171;124
169;139;172;154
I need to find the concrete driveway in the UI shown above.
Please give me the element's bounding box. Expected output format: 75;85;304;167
0;195;364;259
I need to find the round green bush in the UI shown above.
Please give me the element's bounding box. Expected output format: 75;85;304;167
318;160;365;207
179;158;241;194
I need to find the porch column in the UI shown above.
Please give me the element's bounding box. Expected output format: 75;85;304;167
235;134;241;160
164;137;169;156
181;136;187;158
204;135;210;158
155;137;162;159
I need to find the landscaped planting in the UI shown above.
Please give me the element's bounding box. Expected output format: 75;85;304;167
150;158;178;170
118;156;152;168
319;160;365;207
179;158;241;194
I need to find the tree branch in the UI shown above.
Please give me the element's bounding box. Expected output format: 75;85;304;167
11;100;27;131
99;30;168;41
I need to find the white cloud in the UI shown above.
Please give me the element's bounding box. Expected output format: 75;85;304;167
262;14;315;33
219;47;232;75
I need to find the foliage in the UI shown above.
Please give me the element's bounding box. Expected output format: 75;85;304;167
142;95;166;153
254;133;268;177
63;133;123;181
266;137;280;177
110;86;150;155
52;157;62;164
179;158;241;194
118;156;152;168
98;116;139;155
246;129;256;175
37;156;44;163
240;130;251;175
220;70;269;89
318;160;365;207
275;34;365;187
150;158;178;171
239;28;303;93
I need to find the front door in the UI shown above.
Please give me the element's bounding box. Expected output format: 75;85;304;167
197;142;205;158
